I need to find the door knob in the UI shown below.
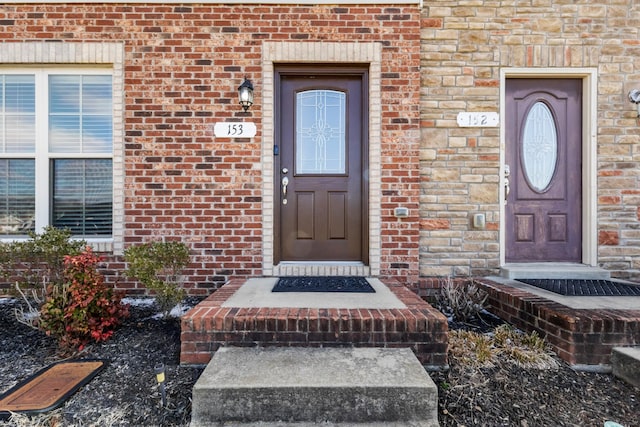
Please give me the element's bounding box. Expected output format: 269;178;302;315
503;165;510;204
282;176;289;197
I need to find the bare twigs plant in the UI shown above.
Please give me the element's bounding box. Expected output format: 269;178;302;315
437;276;489;323
12;278;47;329
492;324;557;369
449;325;559;370
4;409;63;427
448;329;497;368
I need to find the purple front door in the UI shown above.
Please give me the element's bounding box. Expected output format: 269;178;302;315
505;79;582;262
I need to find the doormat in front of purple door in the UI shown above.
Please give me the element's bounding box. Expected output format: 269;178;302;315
517;279;640;296
272;276;376;293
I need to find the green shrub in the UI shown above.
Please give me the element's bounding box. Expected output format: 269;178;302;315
0;226;85;291
0;227;86;326
124;241;190;317
39;248;129;351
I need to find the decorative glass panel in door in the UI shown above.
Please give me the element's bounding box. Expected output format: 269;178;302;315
522;101;557;192
296;90;346;174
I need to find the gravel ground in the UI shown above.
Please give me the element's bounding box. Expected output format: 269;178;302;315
0;297;638;427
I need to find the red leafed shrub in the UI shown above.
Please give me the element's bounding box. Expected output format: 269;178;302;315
39;247;129;350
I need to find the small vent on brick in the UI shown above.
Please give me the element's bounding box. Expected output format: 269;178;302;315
517;279;640;296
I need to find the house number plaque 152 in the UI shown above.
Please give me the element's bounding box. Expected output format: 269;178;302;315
214;122;257;138
456;112;499;128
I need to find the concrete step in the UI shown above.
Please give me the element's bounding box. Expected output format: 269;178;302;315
611;347;640;388
500;263;611;280
191;347;439;427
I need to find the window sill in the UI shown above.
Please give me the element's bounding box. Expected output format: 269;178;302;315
0;236;113;253
85;238;114;253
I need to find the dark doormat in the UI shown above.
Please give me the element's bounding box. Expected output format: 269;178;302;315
517;278;640;296
0;359;107;420
272;276;376;293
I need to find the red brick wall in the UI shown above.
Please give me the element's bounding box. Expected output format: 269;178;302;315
0;4;421;295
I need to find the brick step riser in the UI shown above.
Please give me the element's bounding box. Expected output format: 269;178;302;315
181;279;449;368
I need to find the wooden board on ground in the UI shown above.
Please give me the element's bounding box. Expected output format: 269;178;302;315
0;359;106;419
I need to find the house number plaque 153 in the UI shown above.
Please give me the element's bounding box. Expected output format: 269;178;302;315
214;122;257;138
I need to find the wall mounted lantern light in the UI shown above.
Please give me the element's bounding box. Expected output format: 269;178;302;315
238;78;254;112
629;89;640;117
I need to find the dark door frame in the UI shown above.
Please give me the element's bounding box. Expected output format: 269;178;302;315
273;64;370;265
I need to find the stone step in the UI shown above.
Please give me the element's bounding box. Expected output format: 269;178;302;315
190;347;439;427
611;347;640;388
500;263;611;280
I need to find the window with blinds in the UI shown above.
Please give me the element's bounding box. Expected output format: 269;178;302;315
0;159;35;233
0;71;113;237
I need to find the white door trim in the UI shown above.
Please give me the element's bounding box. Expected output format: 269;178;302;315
499;68;598;267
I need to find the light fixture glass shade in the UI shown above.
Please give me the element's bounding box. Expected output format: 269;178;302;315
238;78;254;112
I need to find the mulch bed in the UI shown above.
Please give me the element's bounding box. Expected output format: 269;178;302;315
0;297;638;426
0;297;200;426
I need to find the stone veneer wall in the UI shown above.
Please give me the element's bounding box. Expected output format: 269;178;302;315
0;4;422;294
419;0;640;283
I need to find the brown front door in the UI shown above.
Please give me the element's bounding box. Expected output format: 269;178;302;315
505;79;582;262
275;67;368;263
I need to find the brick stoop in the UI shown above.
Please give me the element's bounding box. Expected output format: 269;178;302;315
477;278;640;369
180;278;449;369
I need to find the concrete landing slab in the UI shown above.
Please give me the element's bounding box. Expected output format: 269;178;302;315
612;347;640;388
486;276;640;310
191;347;438;427
221;277;406;309
500;263;611;280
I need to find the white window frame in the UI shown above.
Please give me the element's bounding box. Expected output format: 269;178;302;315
36;70;113;237
0;42;125;254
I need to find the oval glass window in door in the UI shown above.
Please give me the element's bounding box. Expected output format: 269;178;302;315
521;101;558;192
